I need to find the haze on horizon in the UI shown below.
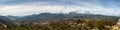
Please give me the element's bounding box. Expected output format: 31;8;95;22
0;0;120;16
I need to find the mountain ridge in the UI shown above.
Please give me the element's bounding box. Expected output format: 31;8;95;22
0;16;15;26
6;13;120;21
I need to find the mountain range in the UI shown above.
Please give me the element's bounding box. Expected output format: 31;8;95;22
6;12;120;21
0;16;15;26
0;12;119;26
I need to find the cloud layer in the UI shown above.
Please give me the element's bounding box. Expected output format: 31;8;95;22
0;0;120;16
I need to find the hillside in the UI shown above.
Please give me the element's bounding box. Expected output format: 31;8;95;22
0;16;14;26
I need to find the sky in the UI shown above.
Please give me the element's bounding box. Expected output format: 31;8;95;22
0;0;120;16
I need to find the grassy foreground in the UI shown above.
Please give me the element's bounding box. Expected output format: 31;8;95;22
0;19;116;30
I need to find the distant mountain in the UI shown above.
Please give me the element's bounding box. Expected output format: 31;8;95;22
14;13;58;21
5;16;21;21
0;16;15;26
6;13;120;21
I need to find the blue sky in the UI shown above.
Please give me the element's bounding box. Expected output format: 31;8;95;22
0;0;120;16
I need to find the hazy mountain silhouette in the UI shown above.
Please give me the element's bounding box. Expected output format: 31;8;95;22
6;13;120;21
0;16;15;26
5;15;21;21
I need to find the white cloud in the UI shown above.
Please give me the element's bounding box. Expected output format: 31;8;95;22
0;5;119;16
0;0;120;16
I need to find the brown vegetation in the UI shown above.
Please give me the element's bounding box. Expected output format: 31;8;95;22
0;19;116;30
